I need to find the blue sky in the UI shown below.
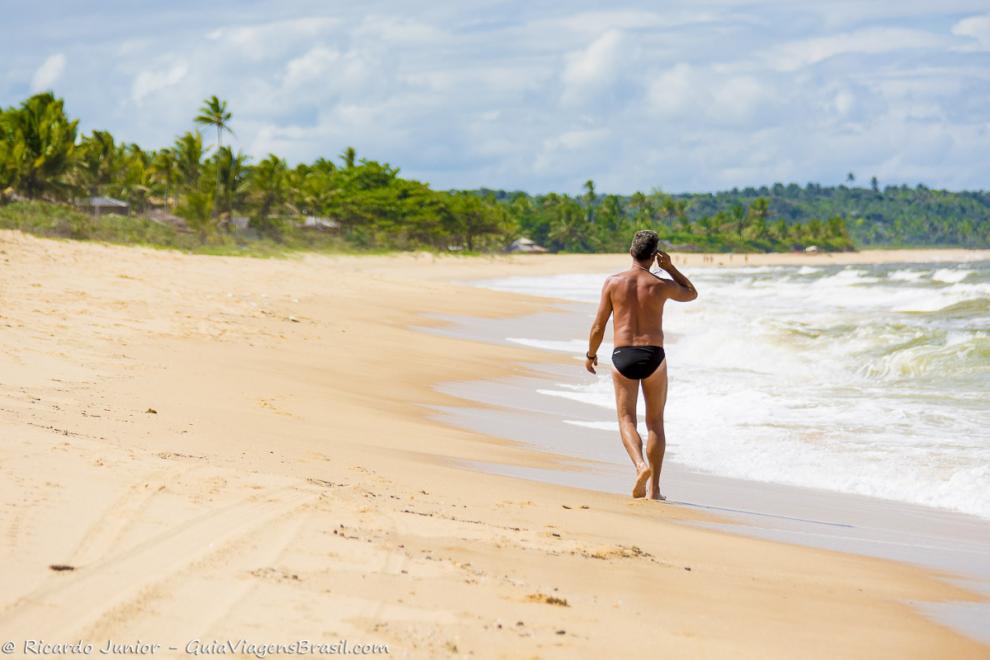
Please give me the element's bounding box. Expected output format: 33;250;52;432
3;1;989;194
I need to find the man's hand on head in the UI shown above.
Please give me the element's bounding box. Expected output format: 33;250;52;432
656;250;673;271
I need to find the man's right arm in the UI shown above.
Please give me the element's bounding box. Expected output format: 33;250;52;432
585;277;613;374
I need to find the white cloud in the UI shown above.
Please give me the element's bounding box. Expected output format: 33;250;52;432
206;17;339;61
272;43;396;112
556;9;667;34
31;53;66;92
833;89;855;116
539;8;730;38
284;47;340;88
647;64;774;126
767;28;949;71
952;13;990;51
796;1;990;30
354;15;446;45
552;127;610;151
533;127;611;174
5;2;988;193
561;29;627;105
647;63;694;116
131;61;189;104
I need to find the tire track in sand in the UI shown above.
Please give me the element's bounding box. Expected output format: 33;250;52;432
67;469;174;567
0;486;317;641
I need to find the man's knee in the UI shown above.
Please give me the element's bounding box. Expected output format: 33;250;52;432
645;415;664;431
618;412;638;426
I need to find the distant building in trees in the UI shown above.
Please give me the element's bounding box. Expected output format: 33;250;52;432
229;215;251;230
84;196;129;216
302;216;340;232
508;237;548;253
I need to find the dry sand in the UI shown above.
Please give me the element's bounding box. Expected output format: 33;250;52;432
0;231;987;658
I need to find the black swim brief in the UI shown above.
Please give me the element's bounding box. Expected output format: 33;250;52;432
611;345;665;380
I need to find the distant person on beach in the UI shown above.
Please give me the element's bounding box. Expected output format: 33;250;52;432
585;230;698;500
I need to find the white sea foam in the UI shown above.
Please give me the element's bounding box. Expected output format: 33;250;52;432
933;268;974;283
507;337;591;354
814;268;881;286
889;269;928;282
564;420;618;431
474;262;990;519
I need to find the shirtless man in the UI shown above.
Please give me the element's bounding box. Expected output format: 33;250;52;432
585;230;698;499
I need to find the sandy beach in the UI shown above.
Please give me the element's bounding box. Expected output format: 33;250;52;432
1;230;987;658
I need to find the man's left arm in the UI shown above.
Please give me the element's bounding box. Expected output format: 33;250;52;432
586;278;612;374
656;251;698;302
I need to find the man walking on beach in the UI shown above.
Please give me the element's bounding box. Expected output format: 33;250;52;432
585;231;698;500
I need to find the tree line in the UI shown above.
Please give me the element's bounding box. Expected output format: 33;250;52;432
3;92;983;253
0;93;515;251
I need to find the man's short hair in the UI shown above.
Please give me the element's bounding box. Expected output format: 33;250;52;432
630;230;659;261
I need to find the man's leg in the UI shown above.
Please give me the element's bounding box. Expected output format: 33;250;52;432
611;367;651;498
641;360;669;500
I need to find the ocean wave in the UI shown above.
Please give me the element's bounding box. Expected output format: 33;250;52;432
933;268;974;283
812;268;882;286
474;262;990;519
912;297;990;317
888;269;929;282
856;332;990;381
892;283;990;312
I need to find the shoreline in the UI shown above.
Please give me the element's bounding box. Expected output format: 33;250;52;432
422;296;989;521
1;230;987;657
425;336;990;643
670;247;990;266
420;265;990;642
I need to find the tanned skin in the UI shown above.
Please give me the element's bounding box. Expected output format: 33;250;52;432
585;249;698;499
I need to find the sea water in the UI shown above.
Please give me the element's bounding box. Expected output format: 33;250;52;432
474;260;990;519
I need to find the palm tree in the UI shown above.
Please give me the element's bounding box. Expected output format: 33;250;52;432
340;146;356;169
248;154;288;233
212;146;249;216
582;179;595;201
748;197;770;223
174;131;204;191
151;149;179;212
730;203;746;236
76;130;118;196
0;92;78;199
194;96;233;215
120;143;153;211
582;179;596;224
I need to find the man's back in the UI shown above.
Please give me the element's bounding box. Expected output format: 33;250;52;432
588;252;696;359
606;270;670;347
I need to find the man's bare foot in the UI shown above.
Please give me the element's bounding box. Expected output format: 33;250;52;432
647;484;666;501
632;463;652;498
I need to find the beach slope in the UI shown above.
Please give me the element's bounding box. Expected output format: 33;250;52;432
0;231;985;658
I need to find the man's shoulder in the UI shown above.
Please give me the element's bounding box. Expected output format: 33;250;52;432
602;271;632;290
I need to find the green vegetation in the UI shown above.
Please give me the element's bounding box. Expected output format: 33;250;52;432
669;183;990;248
495;182;855;253
478;182;990;251
0;199;361;256
2;92;987;255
